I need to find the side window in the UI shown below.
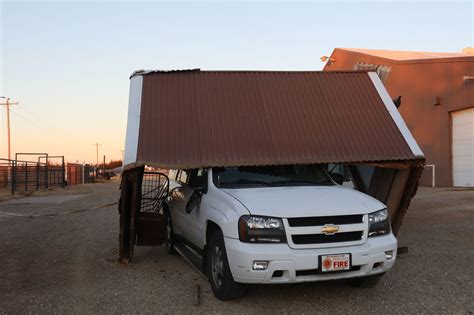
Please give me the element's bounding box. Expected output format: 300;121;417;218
188;169;207;188
327;163;355;189
178;170;189;184
168;169;178;181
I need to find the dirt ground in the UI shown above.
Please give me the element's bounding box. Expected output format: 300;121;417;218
0;182;473;314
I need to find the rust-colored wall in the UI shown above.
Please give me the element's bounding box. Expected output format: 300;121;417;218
324;50;474;186
67;164;81;185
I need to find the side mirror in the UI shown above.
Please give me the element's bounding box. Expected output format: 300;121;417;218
193;185;207;195
189;173;208;195
186;191;202;213
330;173;344;185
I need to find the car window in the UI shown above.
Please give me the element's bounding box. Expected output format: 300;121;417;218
178;170;189;184
212;165;334;188
188;169;207;188
168;169;178;181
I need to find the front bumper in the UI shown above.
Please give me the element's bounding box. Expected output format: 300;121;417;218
224;234;397;284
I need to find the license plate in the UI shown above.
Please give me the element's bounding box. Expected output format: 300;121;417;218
320;254;351;272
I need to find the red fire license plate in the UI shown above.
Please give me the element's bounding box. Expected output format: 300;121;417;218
320;254;351;272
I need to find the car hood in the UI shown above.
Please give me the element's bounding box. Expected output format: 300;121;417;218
221;185;385;217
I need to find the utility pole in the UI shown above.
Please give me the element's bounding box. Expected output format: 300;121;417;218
0;97;20;160
92;143;102;167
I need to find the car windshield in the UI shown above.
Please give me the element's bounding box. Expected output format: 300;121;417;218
212;165;334;188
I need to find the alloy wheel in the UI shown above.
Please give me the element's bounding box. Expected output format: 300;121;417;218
211;245;224;288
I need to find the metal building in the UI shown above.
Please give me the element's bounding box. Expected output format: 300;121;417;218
323;48;474;187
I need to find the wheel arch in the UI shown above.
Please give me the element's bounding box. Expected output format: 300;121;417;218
206;220;221;245
203;219;221;274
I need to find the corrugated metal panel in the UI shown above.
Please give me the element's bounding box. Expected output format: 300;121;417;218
325;49;474;186
133;71;417;169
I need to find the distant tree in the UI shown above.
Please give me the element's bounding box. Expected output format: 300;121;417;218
104;160;123;169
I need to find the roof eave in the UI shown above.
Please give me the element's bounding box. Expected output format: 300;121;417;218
333;48;474;65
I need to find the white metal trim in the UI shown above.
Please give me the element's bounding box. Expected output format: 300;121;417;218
123;75;143;166
368;72;424;158
425;164;436;187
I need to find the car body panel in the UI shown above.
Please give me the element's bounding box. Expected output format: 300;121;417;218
221;185;386;217
165;167;398;284
225;233;397;283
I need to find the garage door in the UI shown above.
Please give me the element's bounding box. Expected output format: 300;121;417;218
452;107;474;187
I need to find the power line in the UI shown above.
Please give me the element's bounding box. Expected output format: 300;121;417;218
92;143;102;167
9;108;43;130
0;97;20;160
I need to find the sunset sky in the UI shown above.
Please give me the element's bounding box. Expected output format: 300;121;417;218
1;1;472;164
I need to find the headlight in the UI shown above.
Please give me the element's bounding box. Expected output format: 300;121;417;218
368;209;391;237
238;215;286;243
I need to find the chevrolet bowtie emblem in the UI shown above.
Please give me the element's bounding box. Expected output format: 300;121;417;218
321;224;339;235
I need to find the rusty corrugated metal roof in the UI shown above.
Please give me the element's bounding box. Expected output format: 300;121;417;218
132;70;420;169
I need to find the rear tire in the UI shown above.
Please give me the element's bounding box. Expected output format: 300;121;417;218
350;273;385;288
206;230;246;300
164;208;177;255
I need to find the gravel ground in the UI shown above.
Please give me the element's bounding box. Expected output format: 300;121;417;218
0;183;473;314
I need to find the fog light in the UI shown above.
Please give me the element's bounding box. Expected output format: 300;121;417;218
252;261;268;270
385;251;394;260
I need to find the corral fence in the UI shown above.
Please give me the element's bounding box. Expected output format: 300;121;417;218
119;168;170;250
0;157;66;195
140;171;169;213
0;159;11;190
0;154;99;195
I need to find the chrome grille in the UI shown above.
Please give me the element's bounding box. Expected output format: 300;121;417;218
285;214;367;248
287;214;363;227
292;231;363;244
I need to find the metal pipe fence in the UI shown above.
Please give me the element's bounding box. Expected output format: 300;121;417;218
0;159;13;194
0;156;105;195
140;172;169;213
0;157;68;195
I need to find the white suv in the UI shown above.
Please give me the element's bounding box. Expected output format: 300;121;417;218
164;165;397;300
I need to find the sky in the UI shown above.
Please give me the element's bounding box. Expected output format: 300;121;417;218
0;0;472;164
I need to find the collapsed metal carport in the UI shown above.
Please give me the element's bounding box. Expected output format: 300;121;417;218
118;69;425;263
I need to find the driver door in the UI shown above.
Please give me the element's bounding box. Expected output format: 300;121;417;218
184;169;207;249
172;169;205;249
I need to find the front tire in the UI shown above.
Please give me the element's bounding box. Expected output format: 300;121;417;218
206;230;246;300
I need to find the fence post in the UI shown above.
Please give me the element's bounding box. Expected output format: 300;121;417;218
61;157;65;187
11;160;15;195
36;162;40;190
25;162;28;191
45;161;49;189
